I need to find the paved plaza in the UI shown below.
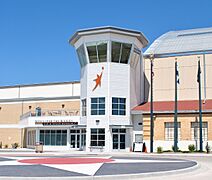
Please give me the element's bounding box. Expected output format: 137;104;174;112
0;151;204;179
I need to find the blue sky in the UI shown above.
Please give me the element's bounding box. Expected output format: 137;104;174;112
0;0;211;86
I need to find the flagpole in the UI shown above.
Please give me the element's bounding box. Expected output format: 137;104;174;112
198;57;203;152
174;58;178;152
150;54;154;153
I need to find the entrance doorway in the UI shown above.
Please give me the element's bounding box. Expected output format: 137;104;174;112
70;129;86;150
112;129;126;150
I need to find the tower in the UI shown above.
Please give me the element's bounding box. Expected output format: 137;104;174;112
70;26;148;152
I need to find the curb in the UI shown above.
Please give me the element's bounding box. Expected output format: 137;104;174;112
0;161;199;180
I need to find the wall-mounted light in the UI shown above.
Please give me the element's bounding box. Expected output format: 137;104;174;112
96;120;100;125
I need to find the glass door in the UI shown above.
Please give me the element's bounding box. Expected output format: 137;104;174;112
112;129;126;150
70;129;86;150
70;130;80;149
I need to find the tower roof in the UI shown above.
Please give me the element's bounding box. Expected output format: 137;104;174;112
69;26;148;47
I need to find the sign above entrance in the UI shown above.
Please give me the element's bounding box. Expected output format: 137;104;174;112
35;120;78;126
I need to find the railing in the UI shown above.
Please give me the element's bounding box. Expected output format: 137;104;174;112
20;109;80;119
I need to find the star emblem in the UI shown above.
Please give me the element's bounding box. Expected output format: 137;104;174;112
92;67;104;91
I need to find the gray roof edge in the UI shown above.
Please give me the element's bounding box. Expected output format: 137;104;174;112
144;49;212;59
69;26;149;47
0;96;80;103
0;81;80;90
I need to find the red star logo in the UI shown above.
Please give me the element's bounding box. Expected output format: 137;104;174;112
92;67;104;91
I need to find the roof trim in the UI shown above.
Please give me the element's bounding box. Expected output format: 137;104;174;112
0;81;80;89
0;96;80;103
69;26;149;47
131;110;212;115
144;49;212;59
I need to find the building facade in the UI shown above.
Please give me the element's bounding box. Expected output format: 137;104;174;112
134;27;212;151
0;26;211;152
0;82;81;150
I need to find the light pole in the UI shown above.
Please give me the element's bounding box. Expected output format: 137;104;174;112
150;54;154;153
174;58;178;152
197;56;203;152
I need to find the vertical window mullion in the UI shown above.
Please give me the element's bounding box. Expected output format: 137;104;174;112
96;44;99;63
119;44;123;63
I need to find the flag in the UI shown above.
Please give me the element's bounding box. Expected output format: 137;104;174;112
197;60;201;83
176;63;180;84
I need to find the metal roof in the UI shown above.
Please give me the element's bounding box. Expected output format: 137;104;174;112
69;26;149;47
144;27;212;58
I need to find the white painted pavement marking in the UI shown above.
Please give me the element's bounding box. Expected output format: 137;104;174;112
109;159;188;163
0;156;49;160
44;163;104;176
0;161;32;166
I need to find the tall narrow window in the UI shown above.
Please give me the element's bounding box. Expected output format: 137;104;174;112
87;41;107;63
164;122;181;141
76;45;87;67
91;97;105;115
130;46;141;68
191;122;208;141
111;41;132;64
111;42;121;63
81;99;87;116
97;42;107;62
120;43;132;63
112;97;126;115
87;43;98;63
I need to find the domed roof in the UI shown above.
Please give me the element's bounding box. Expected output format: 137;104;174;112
144;27;212;58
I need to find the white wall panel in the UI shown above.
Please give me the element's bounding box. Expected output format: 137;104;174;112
20;84;73;98
0;88;19;99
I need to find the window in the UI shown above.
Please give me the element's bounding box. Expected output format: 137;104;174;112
27;130;36;146
112;97;126;115
111;41;132;64
90;128;105;146
87;41;107;63
191;122;208;141
91;97;105;115
164;122;181;141
39;130;67;146
76;45;87;67
81;99;87;116
130;46;141;68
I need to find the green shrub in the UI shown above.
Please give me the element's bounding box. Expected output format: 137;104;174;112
188;144;195;152
4;144;8;149
163;150;172;153
157;146;163;153
11;143;19;149
172;145;180;152
0;142;2;149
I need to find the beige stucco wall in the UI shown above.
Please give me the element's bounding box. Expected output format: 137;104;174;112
0;100;80;148
0;128;22;148
144;53;212;102
0;100;80;124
